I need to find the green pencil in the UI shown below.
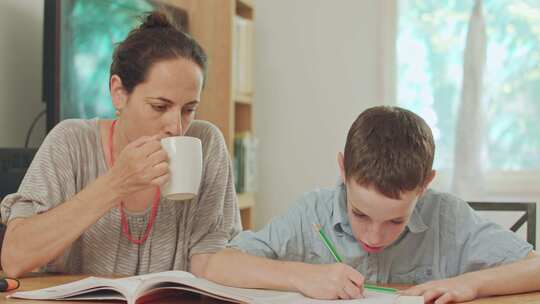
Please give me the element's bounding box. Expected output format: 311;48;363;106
312;223;397;294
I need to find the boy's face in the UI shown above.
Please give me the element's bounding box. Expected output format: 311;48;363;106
344;181;419;253
337;152;433;253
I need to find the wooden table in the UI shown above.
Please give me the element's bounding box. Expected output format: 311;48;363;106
1;274;540;303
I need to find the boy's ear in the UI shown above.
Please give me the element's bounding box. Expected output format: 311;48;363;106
418;170;437;196
110;75;128;111
337;152;346;184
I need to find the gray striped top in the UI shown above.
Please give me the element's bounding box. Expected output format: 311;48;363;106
1;118;241;276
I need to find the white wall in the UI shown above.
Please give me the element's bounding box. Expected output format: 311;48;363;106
0;0;46;148
252;0;396;228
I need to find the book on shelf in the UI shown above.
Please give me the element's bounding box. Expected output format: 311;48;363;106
234;15;254;98
8;270;422;304
234;132;258;193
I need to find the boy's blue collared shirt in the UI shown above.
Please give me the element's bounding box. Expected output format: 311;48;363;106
229;183;532;284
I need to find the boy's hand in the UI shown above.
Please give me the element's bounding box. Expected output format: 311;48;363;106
290;263;365;300
400;276;478;304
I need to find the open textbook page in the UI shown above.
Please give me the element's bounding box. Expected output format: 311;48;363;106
9;270;422;304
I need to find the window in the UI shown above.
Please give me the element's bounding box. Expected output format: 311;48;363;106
59;0;155;120
397;1;540;174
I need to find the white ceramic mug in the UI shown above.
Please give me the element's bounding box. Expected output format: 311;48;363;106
160;136;202;201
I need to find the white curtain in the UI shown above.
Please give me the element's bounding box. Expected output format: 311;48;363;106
450;0;488;199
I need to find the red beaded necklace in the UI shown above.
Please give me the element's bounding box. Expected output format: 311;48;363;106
108;120;160;245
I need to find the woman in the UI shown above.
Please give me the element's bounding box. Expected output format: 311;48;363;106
0;11;241;278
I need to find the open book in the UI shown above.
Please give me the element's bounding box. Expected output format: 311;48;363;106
9;271;422;304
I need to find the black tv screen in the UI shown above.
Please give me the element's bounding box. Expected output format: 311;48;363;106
42;0;187;131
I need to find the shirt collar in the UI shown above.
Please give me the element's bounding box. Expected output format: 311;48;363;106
407;199;429;233
331;182;350;235
331;182;428;235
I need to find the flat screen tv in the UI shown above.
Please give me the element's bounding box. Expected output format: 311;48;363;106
42;0;188;131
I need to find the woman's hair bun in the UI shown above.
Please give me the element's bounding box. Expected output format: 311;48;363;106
139;11;172;30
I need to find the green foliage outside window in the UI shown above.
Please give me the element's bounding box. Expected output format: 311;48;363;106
398;0;540;170
59;0;154;120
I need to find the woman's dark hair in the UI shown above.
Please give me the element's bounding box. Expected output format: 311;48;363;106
110;11;207;93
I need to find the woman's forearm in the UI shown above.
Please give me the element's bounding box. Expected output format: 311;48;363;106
1;173;120;277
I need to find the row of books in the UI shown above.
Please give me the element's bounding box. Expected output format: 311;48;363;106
234;132;257;193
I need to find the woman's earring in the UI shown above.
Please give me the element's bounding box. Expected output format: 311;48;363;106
115;109;121;117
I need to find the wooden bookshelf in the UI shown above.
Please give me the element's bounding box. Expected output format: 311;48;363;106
233;0;255;230
238;192;254;229
235;93;253;105
162;0;256;229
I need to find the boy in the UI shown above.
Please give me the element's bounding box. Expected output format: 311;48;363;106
204;106;540;303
